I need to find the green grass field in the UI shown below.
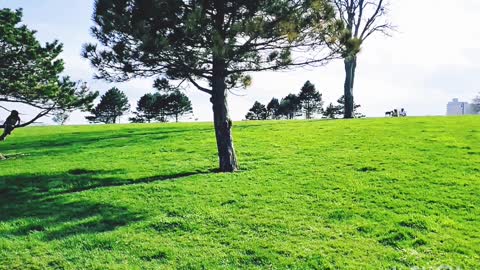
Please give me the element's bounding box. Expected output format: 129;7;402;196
0;116;479;269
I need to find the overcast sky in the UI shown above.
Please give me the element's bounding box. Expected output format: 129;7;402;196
1;0;479;124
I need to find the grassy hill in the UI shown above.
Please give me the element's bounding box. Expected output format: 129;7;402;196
0;116;479;269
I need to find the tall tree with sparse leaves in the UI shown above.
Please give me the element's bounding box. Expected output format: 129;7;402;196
0;8;98;136
83;0;341;172
86;87;130;124
298;80;323;119
333;0;393;118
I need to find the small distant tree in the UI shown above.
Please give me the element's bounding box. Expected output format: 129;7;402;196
472;93;480;113
245;112;256;121
129;93;160;123
86;87;130;124
279;94;302;120
153;94;171;122
267;98;281;119
165;90;193;123
323;103;341;119
298;81;323;119
336;95;364;118
52;110;70;125
245;101;267;120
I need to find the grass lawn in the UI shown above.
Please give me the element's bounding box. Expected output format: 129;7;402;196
0;116;479;269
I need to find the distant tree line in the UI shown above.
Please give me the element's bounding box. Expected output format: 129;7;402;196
84;80;193;124
130;90;192;123
245;81;364;121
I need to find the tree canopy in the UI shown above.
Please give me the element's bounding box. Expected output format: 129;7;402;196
245;101;268;120
336;95;363;118
0;8;98;129
86;87;130;124
130;89;193;123
130;93;163;123
83;0;341;172
298;81;323;119
165;90;193;122
267;98;281;119
323;102;340;119
279;94;302;120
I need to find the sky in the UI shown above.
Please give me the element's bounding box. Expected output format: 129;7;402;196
1;0;480;124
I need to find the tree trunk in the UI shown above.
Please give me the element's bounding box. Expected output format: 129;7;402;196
211;59;238;172
343;57;357;119
175;114;178;123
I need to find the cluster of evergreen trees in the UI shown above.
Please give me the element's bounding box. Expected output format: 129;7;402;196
85;81;192;124
246;81;364;121
130;90;192;123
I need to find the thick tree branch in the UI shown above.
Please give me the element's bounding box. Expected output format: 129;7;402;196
186;76;213;95
16;108;53;128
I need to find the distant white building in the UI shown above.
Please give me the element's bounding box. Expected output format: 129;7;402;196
446;98;476;116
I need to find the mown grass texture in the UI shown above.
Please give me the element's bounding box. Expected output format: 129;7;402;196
0;116;479;269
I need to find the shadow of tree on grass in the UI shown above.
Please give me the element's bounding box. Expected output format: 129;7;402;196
1;198;142;241
0;126;213;153
0;168;215;241
0;168;216;201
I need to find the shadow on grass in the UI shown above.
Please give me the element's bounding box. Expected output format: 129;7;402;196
0;168;216;202
0;126;213;153
0;168;215;241
1;198;142;241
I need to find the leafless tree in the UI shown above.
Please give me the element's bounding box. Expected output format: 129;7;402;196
333;0;394;118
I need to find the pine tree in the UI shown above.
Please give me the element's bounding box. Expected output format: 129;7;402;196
83;0;340;172
86;88;130;124
165;91;193;123
130;93;161;123
298;81;323;119
245;101;268;120
336;95;364;118
0;9;97;134
279;94;302;120
267;98;281;119
323;103;341;119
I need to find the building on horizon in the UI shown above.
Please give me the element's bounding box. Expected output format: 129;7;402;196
446;98;476;116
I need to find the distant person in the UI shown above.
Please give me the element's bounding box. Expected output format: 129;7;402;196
400;108;407;117
393;109;399;117
0;110;21;141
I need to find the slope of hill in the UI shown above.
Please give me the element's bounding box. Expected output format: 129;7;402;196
0;117;479;269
